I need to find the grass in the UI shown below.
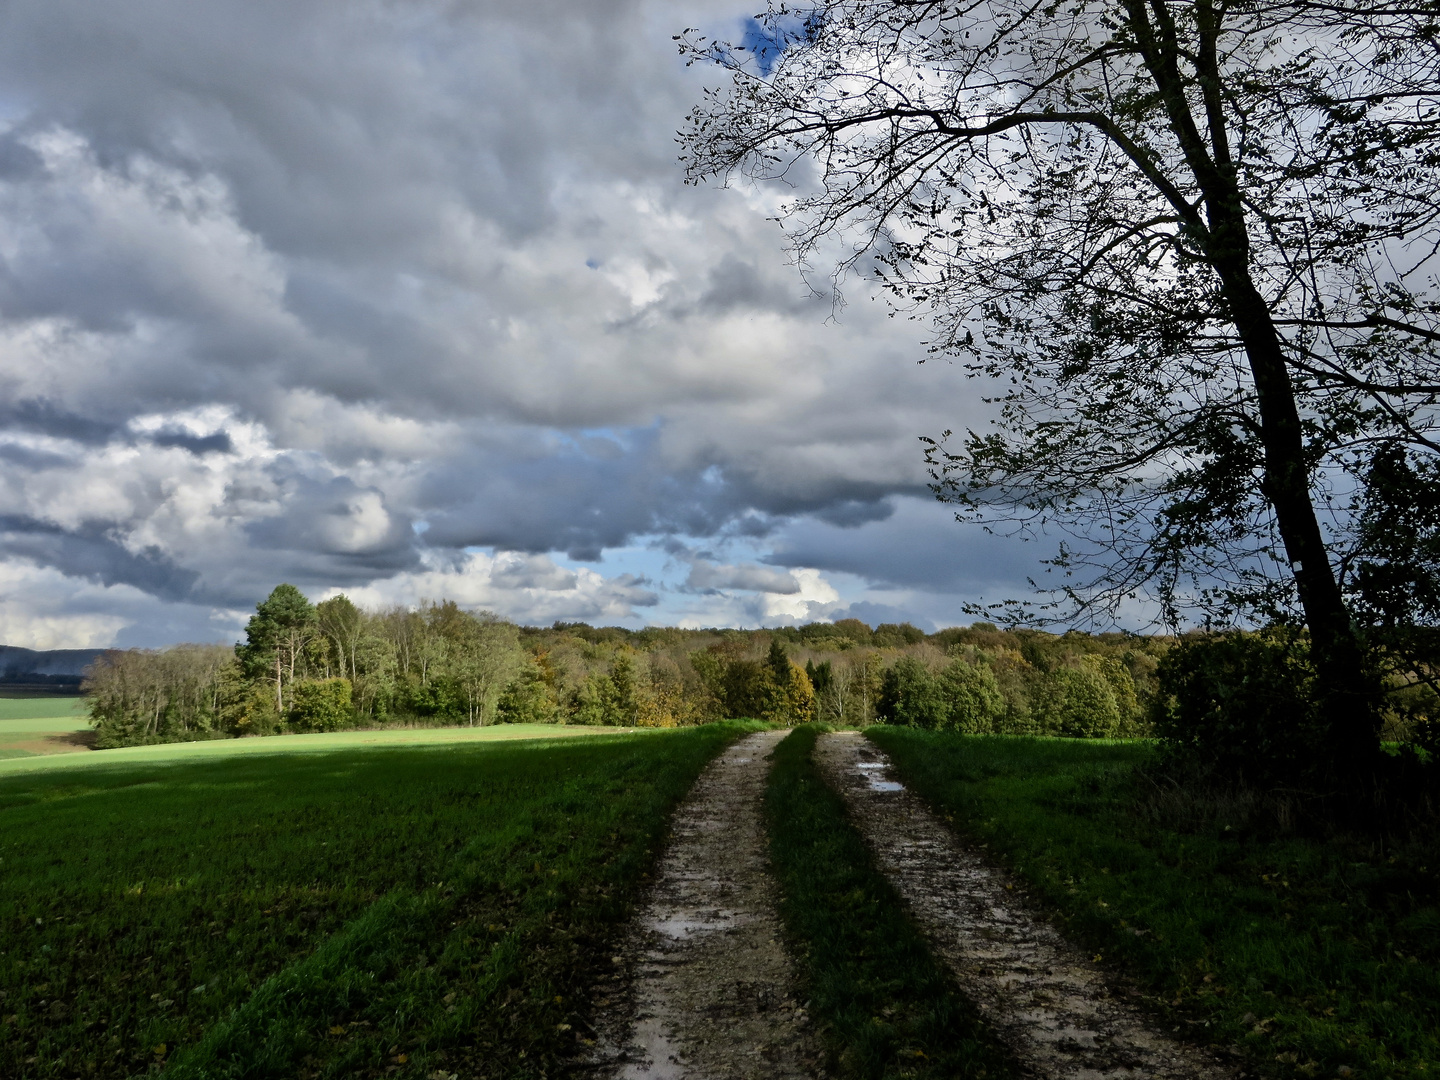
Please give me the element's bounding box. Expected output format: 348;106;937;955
0;721;616;774
764;726;1017;1080
0;696;89;761
0;722;757;1080
868;728;1440;1080
0;696;84;721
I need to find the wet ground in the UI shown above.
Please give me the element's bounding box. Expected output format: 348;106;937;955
590;729;819;1080
815;731;1235;1080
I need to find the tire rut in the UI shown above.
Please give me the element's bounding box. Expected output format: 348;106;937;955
590;729;818;1080
815;732;1236;1080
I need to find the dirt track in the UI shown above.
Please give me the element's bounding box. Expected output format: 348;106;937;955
816;731;1236;1080
592;729;818;1080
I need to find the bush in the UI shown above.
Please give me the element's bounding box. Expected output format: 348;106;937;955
876;656;947;728
1044;664;1124;738
496;661;559;724
1150;630;1321;785
290;678;353;732
937;659;1005;733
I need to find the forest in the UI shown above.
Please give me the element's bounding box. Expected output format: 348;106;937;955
81;584;1165;747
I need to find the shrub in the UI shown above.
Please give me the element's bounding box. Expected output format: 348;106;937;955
937;659;1005;733
1149;630;1321;784
290;678;353;732
877;656;947;728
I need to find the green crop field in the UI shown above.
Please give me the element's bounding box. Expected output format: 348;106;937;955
0;721;623;774
0;696;85;721
0;721;755;1080
0;697;89;761
870;728;1440;1080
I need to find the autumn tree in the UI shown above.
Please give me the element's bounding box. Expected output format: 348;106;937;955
681;0;1440;779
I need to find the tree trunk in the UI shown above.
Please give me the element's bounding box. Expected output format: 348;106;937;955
1213;258;1379;779
1127;0;1383;780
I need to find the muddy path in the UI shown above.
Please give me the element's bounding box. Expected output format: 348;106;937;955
589;728;818;1080
815;732;1235;1080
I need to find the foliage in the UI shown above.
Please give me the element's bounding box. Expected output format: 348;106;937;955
239;584;318;716
874;639;1146;737
83;645;235;747
876;656;948;729
495;655;560;726
1150;630;1325;786
289;678;353;733
871;728;1440;1079
691;639;816;725
1040;663;1125;740
937;658;1006;734
86;596;1186;747
0;724;751;1079
764;727;1018;1080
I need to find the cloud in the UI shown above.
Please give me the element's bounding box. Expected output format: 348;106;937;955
763;496;1052;594
686;559;801;594
333;551;658;626
0;0;1023;647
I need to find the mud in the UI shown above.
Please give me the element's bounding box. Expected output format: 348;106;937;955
590;729;818;1080
815;732;1236;1080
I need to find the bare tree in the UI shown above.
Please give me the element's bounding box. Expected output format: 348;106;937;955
680;0;1440;777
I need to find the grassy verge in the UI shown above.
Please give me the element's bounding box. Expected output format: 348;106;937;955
868;728;1440;1080
0;722;757;1079
764;726;1016;1080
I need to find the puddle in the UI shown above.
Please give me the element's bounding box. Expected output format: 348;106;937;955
618;1015;686;1080
645;908;742;939
856;760;904;791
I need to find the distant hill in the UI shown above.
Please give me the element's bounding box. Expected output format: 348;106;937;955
0;646;106;690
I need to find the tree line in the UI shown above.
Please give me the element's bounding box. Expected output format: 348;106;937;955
82;585;1171;747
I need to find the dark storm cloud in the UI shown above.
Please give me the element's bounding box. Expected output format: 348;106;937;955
243;470;415;563
763;496;1050;593
0;515;200;601
0;400;119;445
418;427;912;561
152;429;232;455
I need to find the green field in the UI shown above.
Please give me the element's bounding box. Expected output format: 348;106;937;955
0;721;622;774
0;722;754;1079
0;696;88;761
0;696;85;721
870;728;1440;1080
5;716;1435;1080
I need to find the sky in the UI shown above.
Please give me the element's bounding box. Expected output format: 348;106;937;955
0;0;1048;649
